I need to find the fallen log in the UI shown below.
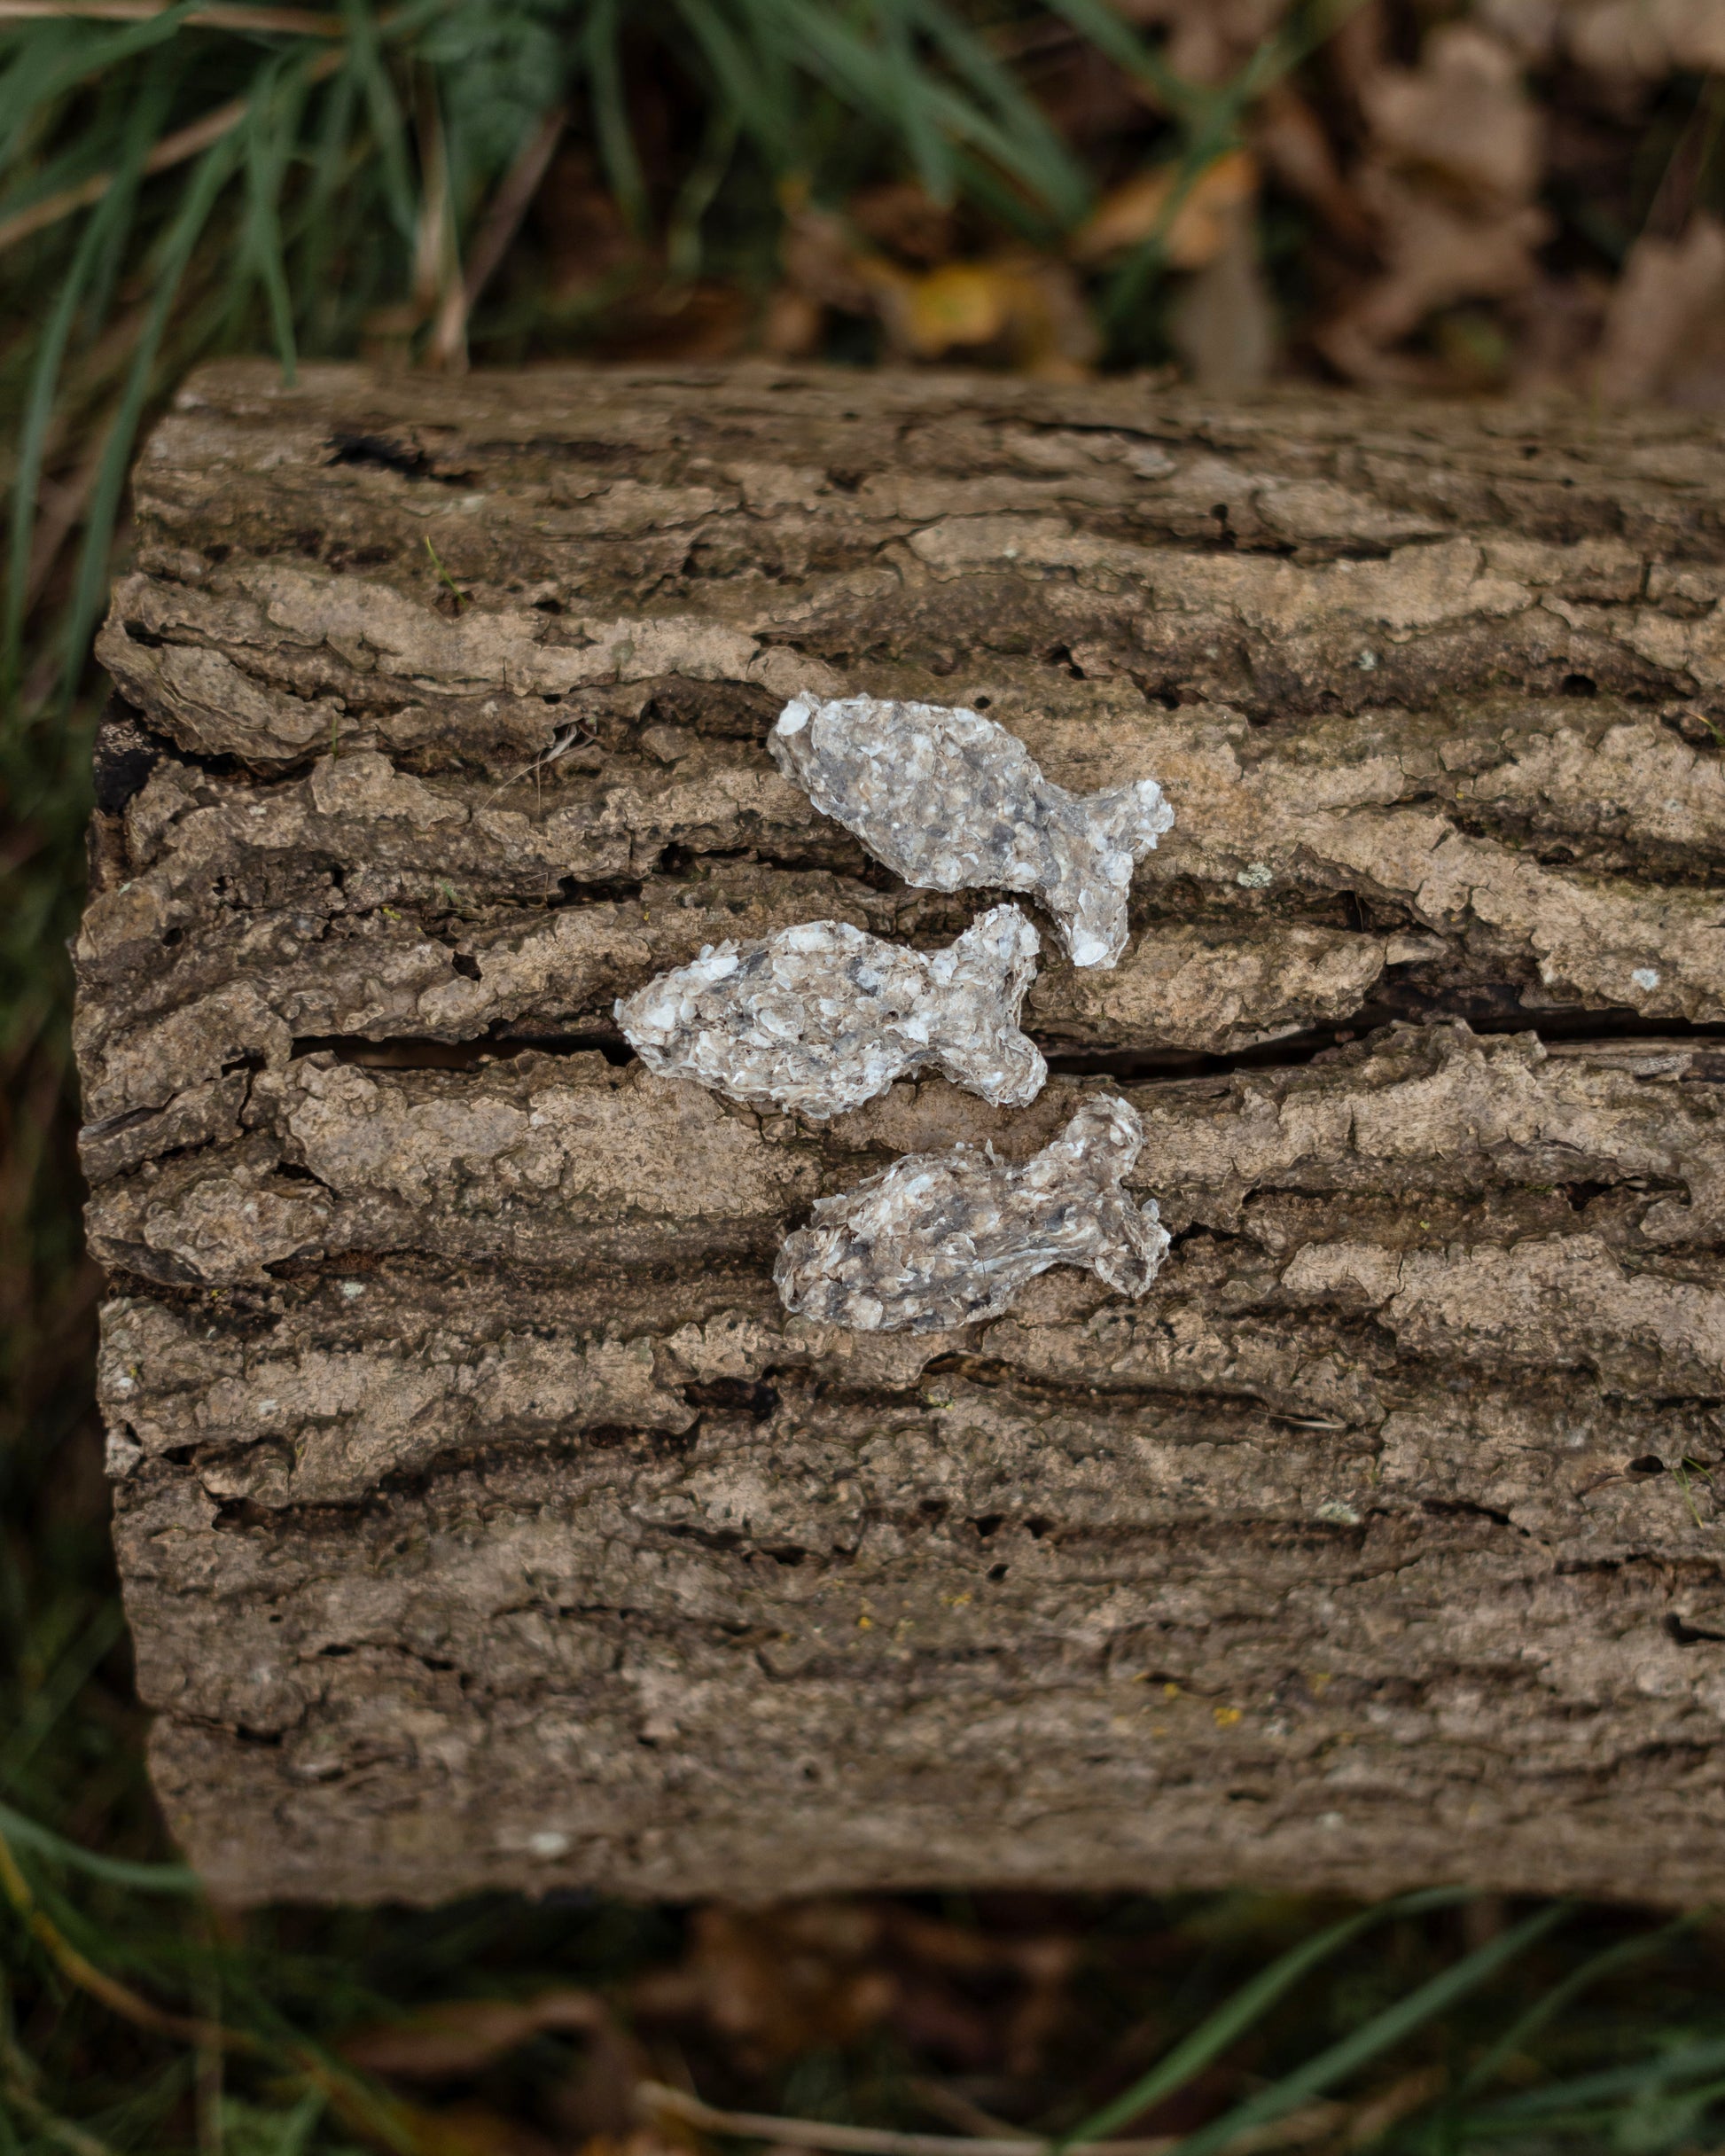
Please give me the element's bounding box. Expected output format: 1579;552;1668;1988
81;358;1725;1904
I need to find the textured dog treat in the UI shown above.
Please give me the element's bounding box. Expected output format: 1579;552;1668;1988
776;1093;1168;1332
617;904;1045;1119
769;692;1174;968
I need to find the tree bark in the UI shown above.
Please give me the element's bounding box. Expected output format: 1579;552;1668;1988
81;358;1725;1906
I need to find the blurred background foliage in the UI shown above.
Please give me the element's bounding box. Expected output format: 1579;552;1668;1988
13;2;1725;2151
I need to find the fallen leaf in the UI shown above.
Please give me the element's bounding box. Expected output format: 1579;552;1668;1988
1313;22;1550;385
1316;174;1550;384
1250;84;1374;248
1565;0;1725;78
1070;149;1258;269
848;182;961;265
1108;0;1294;88
630;1902;896;2068
760;285;825;359
1596;212;1725;403
838;250;1097;379
536;145;639;306
1359;23;1542;207
632;1899;1082;2080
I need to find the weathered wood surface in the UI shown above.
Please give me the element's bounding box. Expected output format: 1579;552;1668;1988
82;359;1725;1905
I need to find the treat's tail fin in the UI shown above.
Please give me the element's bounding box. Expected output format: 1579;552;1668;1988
1091;775;1175;855
1045;779;1174;969
946;902;1041;994
932;905;1046;1106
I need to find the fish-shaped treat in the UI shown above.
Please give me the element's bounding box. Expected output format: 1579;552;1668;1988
775;1093;1169;1332
615;904;1045;1120
770;692;1174;969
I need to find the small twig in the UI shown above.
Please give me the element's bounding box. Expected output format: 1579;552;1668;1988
0;1;340;27
430;103;566;366
639;2085;1356;2156
909;2082;1039;2142
643;2085;1152;2156
0;43;343;256
486;719;597;800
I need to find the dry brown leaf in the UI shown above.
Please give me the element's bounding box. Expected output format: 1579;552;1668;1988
339;1987;647;2156
1596;212;1725;402
630;1902;897;2069
536;145;638;305
1070;150;1257;269
632;1901;1084;2080
779;201;878;314
869;254;1097;378
1565;0;1725;77
1359;23;1541;207
1107;0;1293;87
1473;0;1565;62
848;182;961;265
594;283;754;362
1314;21;1549;385
760;284;825;359
341;1993;612;2080
1317;172;1549;383
1249;85;1373;247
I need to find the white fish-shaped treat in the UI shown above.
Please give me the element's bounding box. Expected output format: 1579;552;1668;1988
776;1093;1169;1332
616;904;1045;1120
770;692;1174;969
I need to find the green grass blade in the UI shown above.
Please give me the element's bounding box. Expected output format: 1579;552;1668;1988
1165;1902;1573;2156
902;0;1089;221
237;51;306;379
0;1601;123;1797
0;4;196;178
2;61;169;683
292;43;360;320
1460;2036;1725;2124
0;1801;202;1894
666;103;738;284
340;0;414;240
878;0;953;208
57;128;241;702
1452;1914;1700;2104
1053;1889;1475;2152
582;0;645;232
671;0;788;160
761;0;1079;223
1040;0;1202;121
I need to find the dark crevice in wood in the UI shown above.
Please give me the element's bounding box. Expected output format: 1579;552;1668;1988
289;1028;634;1069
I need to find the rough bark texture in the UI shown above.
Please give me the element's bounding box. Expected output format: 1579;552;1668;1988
81;359;1725;1906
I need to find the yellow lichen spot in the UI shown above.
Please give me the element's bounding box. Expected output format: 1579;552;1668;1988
1214;1705;1243;1729
1163;1681;1181;1699
856;1613;873;1630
